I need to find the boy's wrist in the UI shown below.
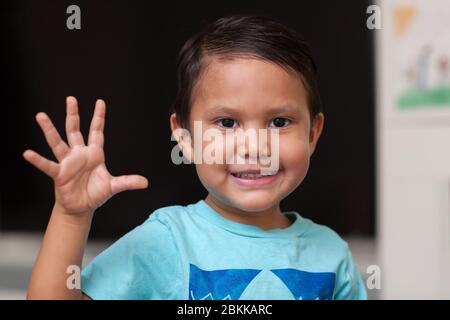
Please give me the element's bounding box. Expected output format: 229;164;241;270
52;202;95;227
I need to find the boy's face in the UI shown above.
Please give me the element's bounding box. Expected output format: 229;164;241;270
171;56;324;213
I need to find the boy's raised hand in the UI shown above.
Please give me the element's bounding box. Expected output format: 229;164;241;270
23;96;148;215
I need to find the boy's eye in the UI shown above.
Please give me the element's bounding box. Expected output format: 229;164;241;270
269;117;290;128
216;118;238;128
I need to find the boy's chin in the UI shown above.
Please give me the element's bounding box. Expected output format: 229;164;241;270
230;195;279;213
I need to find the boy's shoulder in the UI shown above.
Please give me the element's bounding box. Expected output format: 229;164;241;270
143;203;193;225
293;213;351;255
301;215;348;241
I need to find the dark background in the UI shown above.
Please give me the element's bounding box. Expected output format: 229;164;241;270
1;0;375;238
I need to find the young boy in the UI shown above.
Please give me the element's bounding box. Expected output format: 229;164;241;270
23;15;367;300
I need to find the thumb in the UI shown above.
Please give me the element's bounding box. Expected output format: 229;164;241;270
110;174;149;195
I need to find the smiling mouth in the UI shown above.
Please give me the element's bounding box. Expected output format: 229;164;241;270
230;172;277;179
229;169;280;187
229;168;281;179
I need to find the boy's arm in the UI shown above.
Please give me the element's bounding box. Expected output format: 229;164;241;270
23;97;147;300
27;204;93;299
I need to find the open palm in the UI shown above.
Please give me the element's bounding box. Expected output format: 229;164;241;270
23;97;148;215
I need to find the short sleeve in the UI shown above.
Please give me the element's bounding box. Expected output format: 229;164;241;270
81;217;183;300
333;246;368;300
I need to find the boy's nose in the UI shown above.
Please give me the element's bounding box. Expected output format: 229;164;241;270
235;130;273;162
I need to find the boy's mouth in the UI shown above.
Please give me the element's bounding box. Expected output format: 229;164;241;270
229;168;281;187
230;171;277;179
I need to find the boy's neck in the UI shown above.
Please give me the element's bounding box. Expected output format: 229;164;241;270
204;194;293;231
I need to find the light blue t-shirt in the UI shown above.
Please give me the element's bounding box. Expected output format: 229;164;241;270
81;200;367;300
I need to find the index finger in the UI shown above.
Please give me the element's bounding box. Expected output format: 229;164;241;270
35;112;70;162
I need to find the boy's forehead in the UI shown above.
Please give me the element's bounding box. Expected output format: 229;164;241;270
201;56;302;86
193;56;308;113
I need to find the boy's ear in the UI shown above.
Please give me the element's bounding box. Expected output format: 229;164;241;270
170;113;194;162
169;112;181;133
308;112;324;157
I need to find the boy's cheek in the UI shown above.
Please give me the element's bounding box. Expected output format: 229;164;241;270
196;163;228;187
279;136;309;158
279;141;310;174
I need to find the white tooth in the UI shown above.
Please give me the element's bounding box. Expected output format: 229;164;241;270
232;171;278;178
241;173;262;178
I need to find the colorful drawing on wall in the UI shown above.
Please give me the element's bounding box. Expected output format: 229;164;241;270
396;45;450;110
381;0;450;120
394;5;450;112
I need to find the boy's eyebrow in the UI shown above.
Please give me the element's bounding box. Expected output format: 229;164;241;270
205;105;240;116
206;104;300;116
265;104;300;115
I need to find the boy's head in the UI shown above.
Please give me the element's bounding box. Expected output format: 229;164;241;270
170;14;324;213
